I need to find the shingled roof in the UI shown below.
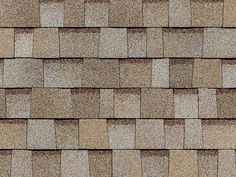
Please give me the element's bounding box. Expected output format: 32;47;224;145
0;0;236;176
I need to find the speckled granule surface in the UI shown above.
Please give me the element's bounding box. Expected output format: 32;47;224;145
0;0;236;176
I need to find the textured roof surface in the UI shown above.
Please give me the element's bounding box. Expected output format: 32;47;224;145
0;0;236;176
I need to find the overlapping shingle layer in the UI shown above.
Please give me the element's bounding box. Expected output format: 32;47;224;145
0;0;236;176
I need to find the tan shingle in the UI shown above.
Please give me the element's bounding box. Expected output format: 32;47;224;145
82;59;119;87
44;59;83;88
223;0;236;27
136;119;165;149
108;119;135;149
152;59;169;88
222;60;236;88
0;89;6;118
0;0;40;27
27;119;56;149
79;119;108;149
185;119;203;149
199;88;217;118
72;89;100;118
164;28;203;58
0;151;11;177
169;0;191;27
100;89;114;118
147;28;163;58
218;150;236;177
85;1;109;27
4;59;43;88
141;89;174;118
31;88;73;118
11;150;32;177
0;60;3;87
55;120;79;149
127;29;147;58
15;29;33;57
109;0;142;27
64;0;84;27
120;59;152;87
0;120;27;149
6;89;31;118
88;151;112;177
61;150;89;177
40;0;64;27
32;151;60;177
0;28;14;58
198;150;218;177
165;119;184;149
170;59;193;88
60;28;100;57
33;28;59;58
203;120;236;148
143;0;169;27
193;59;222;88
169;150;198;177
141;150;169;177
217;89;236;118
113;150;142;177
191;0;223;27
174;89;198;118
203;28;236;58
114;89;140;118
99;28;127;58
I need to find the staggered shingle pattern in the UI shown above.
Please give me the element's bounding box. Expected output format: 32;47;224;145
0;0;236;176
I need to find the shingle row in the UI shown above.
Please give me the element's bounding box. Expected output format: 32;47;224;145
1;58;236;88
1;28;236;58
3;119;236;149
0;88;236;118
1;149;236;177
0;0;235;27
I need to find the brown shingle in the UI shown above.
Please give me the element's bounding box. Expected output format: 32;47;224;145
223;0;236;27
147;28;163;58
136;119;165;149
109;0;142;27
0;28;14;58
170;59;193;88
203;28;236;58
15;29;33;57
193;59;222;88
72;89;100;118
0;89;6;118
31;88;73;118
33;28;59;58
0;151;11;177
169;150;198;177
79;119;108;149
44;59;83;88
114;89;140;118
64;0;85;27
108;119;136;149
4;59;43;88
0;120;27;149
82;59;119;87
55;120;79;149
99;28;127;58
89;151;112;177
127;29;147;58
120;59;152;87
113;150;142;177
85;1;109;27
6;89;31;118
143;0;169;27
0;0;40;27
32;151;60;177
61;150;89;177
100;89;114;118
27;119;56;149
141;88;174;118
164;28;203;58
169;0;191;27
217;89;236;118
